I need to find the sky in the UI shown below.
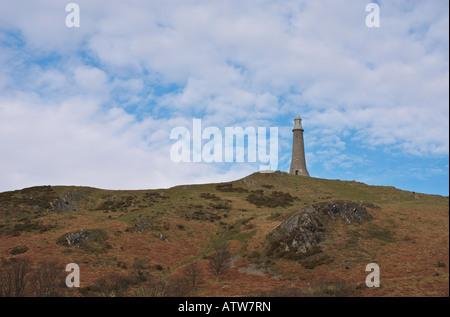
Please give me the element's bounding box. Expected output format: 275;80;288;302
0;0;448;196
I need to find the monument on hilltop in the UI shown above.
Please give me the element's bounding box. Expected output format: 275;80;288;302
289;116;310;176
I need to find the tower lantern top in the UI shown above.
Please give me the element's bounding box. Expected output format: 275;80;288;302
293;116;303;131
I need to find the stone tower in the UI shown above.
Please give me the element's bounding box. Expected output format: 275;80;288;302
289;116;310;176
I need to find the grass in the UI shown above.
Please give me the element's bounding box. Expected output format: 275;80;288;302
0;219;57;236
0;171;448;297
364;223;396;243
310;279;359;297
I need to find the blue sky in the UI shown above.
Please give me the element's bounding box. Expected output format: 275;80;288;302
0;0;448;196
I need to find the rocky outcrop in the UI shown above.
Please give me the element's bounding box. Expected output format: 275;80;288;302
266;200;372;253
51;191;81;212
63;229;93;247
58;228;108;248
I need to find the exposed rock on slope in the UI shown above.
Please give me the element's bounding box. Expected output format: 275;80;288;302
266;200;372;253
51;191;82;212
57;228;108;248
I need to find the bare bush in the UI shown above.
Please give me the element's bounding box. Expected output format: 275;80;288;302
208;245;231;282
136;274;191;297
183;262;203;292
95;273;132;297
32;261;64;297
132;258;151;283
137;275;167;297
165;275;191;297
0;258;33;297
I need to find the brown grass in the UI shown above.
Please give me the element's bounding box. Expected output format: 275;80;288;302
0;173;447;297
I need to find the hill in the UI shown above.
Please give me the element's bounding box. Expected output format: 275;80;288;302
0;171;448;297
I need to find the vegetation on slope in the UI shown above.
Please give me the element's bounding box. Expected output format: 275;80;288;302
0;171;448;297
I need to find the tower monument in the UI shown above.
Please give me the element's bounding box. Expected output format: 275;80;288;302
289;116;309;176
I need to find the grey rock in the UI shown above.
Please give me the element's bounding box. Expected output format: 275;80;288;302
65;229;93;247
51;191;81;212
159;232;168;241
266;200;372;253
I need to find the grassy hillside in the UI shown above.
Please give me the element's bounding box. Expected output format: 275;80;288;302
0;171;448;297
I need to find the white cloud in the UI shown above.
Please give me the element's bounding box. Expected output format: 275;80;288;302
73;66;109;94
0;94;256;192
0;0;447;192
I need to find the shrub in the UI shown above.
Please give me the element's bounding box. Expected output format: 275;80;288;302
136;274;191;297
267;212;283;221
246;190;296;208
183;262;203;292
5;220;55;236
266;241;280;257
209;201;232;211
215;184;248;193
208;244;231;282
301;254;333;269
247;251;261;260
94;273;133;297
32;261;64;297
165;275;192;297
310;280;357;297
10;245;29;255
78;285;100;297
199;193;221;201
0;258;33;297
132;258;152;283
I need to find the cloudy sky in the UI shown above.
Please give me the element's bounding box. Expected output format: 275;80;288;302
0;0;448;196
